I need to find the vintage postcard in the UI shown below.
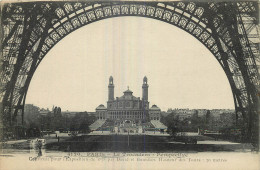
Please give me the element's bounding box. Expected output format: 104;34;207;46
0;0;259;169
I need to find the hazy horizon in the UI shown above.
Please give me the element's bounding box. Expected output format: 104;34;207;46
26;17;235;112
26;103;235;113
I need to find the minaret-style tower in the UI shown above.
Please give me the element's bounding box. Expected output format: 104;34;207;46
142;76;149;101
108;76;114;101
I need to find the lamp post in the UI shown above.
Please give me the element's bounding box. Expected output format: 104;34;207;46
128;130;129;147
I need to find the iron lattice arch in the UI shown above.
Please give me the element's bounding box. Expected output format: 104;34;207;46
0;1;259;146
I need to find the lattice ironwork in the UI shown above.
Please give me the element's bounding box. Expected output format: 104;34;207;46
0;1;259;148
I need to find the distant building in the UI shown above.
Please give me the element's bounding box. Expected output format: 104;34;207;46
95;104;107;120
87;112;96;117
39;109;50;116
61;111;77;118
95;76;161;123
149;105;161;121
163;108;235;121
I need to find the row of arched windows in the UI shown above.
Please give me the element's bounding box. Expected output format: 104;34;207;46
109;111;145;119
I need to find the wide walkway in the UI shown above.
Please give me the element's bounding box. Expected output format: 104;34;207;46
150;120;167;129
89;119;106;130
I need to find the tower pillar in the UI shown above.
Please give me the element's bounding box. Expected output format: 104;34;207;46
142;76;148;101
108;76;114;101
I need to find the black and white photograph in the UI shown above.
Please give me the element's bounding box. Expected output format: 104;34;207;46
0;0;259;169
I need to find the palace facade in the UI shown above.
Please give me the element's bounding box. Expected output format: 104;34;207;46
95;76;161;123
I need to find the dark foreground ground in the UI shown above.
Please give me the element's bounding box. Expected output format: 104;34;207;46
44;135;253;152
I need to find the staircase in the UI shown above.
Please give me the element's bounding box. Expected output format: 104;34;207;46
89;120;106;130
150;120;167;129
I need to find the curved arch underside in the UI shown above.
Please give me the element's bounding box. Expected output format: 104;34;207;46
0;1;259;145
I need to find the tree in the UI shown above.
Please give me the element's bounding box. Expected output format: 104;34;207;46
191;110;199;125
205;110;211;124
24;104;40;129
167;123;179;136
51;107;63;131
69;112;91;133
161;112;175;127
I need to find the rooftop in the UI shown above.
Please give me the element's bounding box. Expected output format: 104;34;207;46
96;104;107;110
150;104;161;111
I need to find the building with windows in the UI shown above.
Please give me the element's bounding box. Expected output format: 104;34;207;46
149;105;161;121
95;76;161;123
95;104;107;120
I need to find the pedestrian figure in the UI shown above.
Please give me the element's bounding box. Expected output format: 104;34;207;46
66;145;70;152
37;140;42;157
58;136;60;143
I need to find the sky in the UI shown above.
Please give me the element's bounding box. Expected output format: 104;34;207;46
26;17;235;112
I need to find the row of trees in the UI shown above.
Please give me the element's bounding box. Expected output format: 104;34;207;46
24;104;96;134
161;110;248;143
161;110;238;135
